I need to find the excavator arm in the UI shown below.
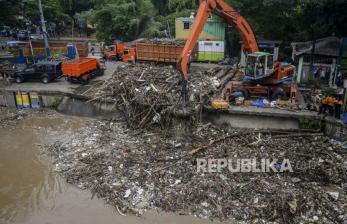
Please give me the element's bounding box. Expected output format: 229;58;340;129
178;0;259;81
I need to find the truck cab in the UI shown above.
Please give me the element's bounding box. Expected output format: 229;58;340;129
103;42;136;63
12;61;62;84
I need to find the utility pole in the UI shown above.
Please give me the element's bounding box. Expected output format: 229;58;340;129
37;0;50;57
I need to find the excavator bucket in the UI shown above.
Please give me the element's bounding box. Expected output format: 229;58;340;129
172;80;194;118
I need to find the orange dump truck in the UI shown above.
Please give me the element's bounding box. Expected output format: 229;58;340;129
135;43;184;63
103;42;184;64
62;57;105;84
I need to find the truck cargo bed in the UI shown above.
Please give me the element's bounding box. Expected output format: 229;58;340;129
62;58;97;78
135;43;183;63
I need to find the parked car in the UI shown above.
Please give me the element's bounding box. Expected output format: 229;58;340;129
0;26;11;37
30;33;44;40
12;61;63;84
18;30;29;41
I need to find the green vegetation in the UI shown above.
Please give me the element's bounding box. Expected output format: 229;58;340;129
91;0;155;43
45;96;62;109
299;118;322;130
1;0;346;46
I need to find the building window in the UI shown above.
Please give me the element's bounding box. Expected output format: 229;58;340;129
216;43;220;46
183;22;190;30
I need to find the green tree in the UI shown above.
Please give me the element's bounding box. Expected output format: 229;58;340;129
2;0;346;47
59;0;95;17
25;0;69;29
0;0;23;27
167;0;197;12
91;0;155;43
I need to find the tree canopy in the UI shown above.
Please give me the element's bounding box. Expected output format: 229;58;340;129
91;0;155;42
0;0;346;45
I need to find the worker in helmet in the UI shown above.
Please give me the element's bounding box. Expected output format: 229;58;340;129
319;96;343;118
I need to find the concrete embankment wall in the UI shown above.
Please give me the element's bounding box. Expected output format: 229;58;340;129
1;90;346;141
203;112;300;130
324;118;347;141
0;90;64;108
203;108;347;141
57;96;120;120
0;90;120;120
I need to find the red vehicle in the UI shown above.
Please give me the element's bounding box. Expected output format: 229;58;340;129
103;42;136;63
62;57;105;84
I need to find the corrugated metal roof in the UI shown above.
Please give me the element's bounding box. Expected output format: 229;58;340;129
292;37;346;57
176;17;219;22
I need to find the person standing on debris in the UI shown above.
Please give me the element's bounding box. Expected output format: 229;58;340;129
325;67;331;84
90;47;95;56
335;87;344;118
320;67;326;83
334;98;343;118
314;66;322;79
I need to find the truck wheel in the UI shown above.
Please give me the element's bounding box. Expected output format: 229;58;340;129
41;74;50;84
81;79;89;85
98;69;105;76
80;75;90;85
272;88;287;100
15;75;24;83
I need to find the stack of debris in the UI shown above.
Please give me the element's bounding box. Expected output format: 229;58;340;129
0;108;27;127
43;119;347;223
205;65;243;89
136;38;186;46
85;64;220;129
300;88;323;111
0;108;54;127
0;61;15;84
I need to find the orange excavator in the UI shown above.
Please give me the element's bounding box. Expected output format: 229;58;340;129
177;0;295;106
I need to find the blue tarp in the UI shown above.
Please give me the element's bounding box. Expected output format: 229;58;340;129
252;99;266;107
342;113;347;124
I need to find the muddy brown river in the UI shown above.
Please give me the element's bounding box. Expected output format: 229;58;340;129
0;113;220;224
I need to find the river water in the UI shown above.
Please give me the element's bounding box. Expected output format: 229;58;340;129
0;113;220;224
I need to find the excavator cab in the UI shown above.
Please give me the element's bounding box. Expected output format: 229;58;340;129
245;52;274;80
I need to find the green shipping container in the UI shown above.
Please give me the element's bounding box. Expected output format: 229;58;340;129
175;17;225;41
197;52;224;62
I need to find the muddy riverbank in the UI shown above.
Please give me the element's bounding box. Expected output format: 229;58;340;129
0;108;220;224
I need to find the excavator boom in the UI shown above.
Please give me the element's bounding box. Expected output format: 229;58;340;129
178;0;259;80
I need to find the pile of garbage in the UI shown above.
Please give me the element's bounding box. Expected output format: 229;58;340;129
136;38;186;46
43;119;347;223
85;64;220;129
59;63;346;223
0;108;55;127
0;107;28;127
300;88;323;111
0;61;13;70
